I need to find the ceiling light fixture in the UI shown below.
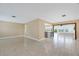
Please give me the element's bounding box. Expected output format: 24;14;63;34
12;16;16;18
62;14;66;17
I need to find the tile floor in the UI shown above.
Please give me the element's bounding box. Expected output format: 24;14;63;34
0;36;79;56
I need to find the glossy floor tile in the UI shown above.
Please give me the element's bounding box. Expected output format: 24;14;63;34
0;37;79;56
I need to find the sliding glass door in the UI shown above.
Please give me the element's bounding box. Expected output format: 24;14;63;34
53;24;76;40
44;23;76;40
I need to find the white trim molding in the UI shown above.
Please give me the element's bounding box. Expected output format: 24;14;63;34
0;34;46;42
0;35;24;39
24;35;39;41
24;35;46;41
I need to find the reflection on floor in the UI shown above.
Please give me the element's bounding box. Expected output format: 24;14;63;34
0;36;79;56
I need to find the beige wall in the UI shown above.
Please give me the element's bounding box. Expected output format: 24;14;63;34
25;19;39;39
23;18;79;40
0;21;24;37
25;19;79;40
38;19;52;39
2;18;79;40
25;19;52;40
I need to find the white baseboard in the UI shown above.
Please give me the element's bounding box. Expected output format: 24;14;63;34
0;35;24;39
24;35;39;41
0;35;46;42
38;38;46;41
24;35;46;41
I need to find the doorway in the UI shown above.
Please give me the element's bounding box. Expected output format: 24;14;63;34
53;23;76;40
44;23;77;40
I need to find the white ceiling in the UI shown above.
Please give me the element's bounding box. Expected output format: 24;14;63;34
0;3;79;23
